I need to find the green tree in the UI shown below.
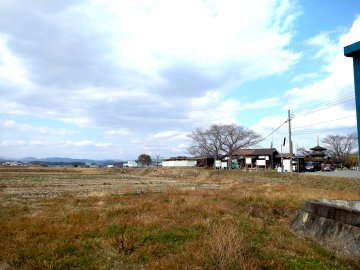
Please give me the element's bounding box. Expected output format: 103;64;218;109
137;153;152;167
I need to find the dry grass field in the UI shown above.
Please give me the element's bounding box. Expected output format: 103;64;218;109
0;166;359;269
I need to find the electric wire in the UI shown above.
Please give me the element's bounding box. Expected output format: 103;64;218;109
261;120;287;141
292;116;355;130
292;92;354;114
291;93;355;117
261;93;355;144
293;126;357;135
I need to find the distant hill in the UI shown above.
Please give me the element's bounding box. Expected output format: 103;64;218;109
21;157;38;163
14;157;123;166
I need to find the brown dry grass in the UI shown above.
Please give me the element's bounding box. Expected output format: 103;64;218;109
0;166;359;269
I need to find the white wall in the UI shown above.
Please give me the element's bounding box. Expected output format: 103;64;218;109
126;161;138;167
282;159;296;172
162;160;197;167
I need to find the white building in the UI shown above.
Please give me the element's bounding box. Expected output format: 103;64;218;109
161;157;197;167
123;161;138;168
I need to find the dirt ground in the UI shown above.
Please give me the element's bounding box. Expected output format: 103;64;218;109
1;166;360;206
0;166;231;204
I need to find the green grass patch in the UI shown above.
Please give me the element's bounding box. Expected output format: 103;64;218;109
142;226;204;244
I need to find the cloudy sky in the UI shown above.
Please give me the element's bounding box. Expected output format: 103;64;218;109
1;0;359;160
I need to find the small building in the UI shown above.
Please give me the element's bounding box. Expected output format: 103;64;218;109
4;161;24;166
162;156;197;167
276;153;305;172
123;161;138;168
232;148;279;169
195;157;214;168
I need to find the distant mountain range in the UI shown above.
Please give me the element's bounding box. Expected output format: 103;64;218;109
0;156;123;165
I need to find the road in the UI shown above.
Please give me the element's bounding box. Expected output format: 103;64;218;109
305;170;360;179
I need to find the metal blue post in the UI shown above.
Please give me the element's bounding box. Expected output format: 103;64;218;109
344;41;360;169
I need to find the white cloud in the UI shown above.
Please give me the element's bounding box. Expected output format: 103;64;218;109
282;16;360;111
255;16;360;149
0;35;33;89
29;140;50;146
0;0;304;158
0;120;74;136
307;31;339;62
0;140;26;147
239;97;280;110
63;140;112;148
0;0;300;126
151;130;188;140
104;128;133;136
290;72;318;83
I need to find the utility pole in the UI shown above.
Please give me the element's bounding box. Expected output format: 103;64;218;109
288;110;293;172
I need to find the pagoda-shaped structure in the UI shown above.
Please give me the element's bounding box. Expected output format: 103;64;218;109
310;145;327;162
309;138;327;162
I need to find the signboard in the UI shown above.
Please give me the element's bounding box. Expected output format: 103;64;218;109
256;160;266;166
245;158;252;164
215;160;221;168
221;162;228;169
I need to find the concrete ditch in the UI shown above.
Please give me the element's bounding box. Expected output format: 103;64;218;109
292;199;360;259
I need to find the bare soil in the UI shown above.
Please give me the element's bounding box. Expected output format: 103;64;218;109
0;167;229;204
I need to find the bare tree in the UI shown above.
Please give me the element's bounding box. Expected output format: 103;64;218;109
188;125;224;160
221;124;262;167
153;154;162;166
297;147;311;158
321;133;358;167
188;124;261;167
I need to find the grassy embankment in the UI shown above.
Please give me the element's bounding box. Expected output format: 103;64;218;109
0;167;359;269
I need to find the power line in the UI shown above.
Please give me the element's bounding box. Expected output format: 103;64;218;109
293;126;357;135
292;116;355;130
292;93;354;114
261;120;287;141
291;93;355;117
260;94;355;145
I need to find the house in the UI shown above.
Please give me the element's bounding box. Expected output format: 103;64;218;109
276;153;305;172
232;148;279;169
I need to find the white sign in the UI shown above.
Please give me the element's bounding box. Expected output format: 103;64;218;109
215;160;221;168
246;158;252;164
221;162;228;169
256;160;266;166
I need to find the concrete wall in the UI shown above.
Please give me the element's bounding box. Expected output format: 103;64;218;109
292;199;360;259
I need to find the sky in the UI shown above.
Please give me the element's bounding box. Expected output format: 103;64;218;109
0;0;360;160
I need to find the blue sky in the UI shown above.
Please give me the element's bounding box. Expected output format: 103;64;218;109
0;0;359;160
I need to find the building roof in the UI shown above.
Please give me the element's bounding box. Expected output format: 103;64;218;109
275;153;304;158
310;145;327;151
233;148;278;156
